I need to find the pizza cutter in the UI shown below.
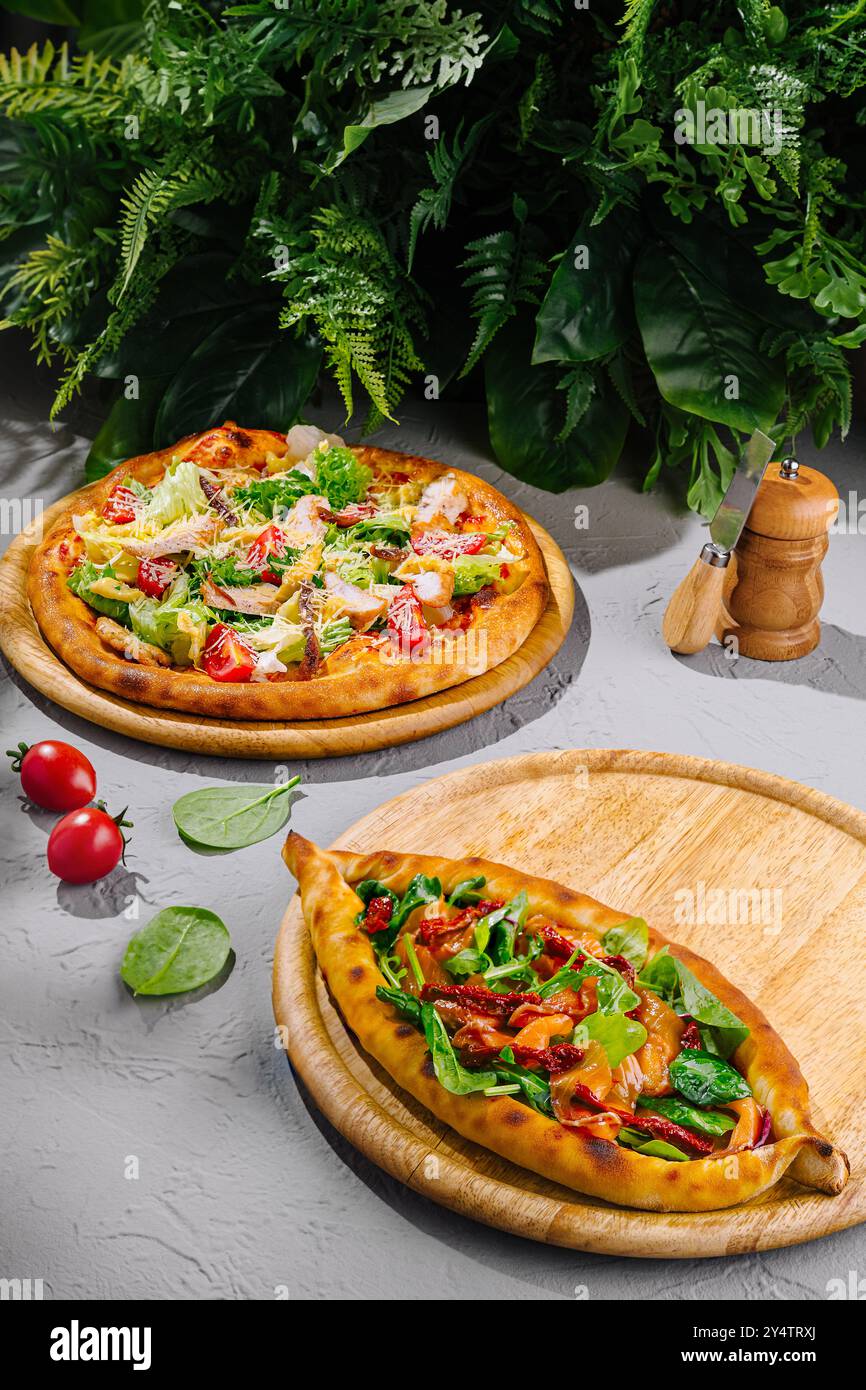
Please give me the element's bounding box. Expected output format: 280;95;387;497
662;427;776;655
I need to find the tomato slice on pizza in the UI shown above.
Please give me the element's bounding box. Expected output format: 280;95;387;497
282;834;849;1213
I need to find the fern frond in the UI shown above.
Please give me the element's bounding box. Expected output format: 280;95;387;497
617;0;657;62
0;42;127;124
408;116;487;268
555;365;595;443
459;220;546;376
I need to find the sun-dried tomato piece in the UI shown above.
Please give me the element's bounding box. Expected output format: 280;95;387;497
680;1020;702;1051
362;896;394;935
420;983;541;1018
510;1043;586;1074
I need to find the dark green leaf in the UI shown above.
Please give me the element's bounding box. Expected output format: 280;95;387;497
391;874;442;932
172;777;301;850
634;243;785;432
533;207;641;364
83;378;169;483
618;1128;690;1161
487;316;629;491
447;875;487;906
639;947;749;1057
120;906;231;996
78;0;145;59
154;308;321;447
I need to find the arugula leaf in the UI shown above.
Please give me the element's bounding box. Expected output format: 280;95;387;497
575;1011;647;1068
635;1095;736;1138
443;947;489;978
494;1048;553;1115
601;917;649;970
192;553;261;589
421;1001;496;1095
485;890;529;966
639;947;749;1058
447;875;487;906
669;1050;752;1107
390;874;442;932
121;907;231;996
172;778;301;850
595;970;640;1015
375;984;422;1027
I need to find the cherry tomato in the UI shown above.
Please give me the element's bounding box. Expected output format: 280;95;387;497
387;586;428;655
101;485;138;525
137;556;178;598
7;739;96;812
246;524;287;585
47;803;132;884
202;623;257;682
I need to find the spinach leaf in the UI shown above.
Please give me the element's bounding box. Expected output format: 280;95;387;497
595;970;640;1015
354;879;399;914
617;1128;690;1162
121;907;231;996
669;1049;752;1107
635;1095;735;1138
420;1001;496;1095
375;984;422;1027
447;875;487;906
639;946;749;1058
172;777;301;850
601;917;649;970
575;1011;647;1068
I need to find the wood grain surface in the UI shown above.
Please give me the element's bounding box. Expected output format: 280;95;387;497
273;749;866;1257
0;496;573;759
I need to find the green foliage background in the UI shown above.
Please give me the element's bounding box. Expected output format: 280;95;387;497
1;0;865;511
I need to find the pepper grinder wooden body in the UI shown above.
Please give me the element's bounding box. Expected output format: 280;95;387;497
718;459;839;661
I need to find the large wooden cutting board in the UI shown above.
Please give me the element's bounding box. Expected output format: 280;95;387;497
273;749;866;1257
0;498;572;759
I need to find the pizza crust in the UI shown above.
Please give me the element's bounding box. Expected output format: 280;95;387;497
28;428;549;720
281;833;849;1214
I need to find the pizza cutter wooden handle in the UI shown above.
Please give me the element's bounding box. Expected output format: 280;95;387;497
662;544;730;655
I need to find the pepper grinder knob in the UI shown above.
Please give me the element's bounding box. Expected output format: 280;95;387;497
780;457;800;480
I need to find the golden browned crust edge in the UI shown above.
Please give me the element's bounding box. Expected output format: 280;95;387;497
281;833;849;1213
28;434;549;720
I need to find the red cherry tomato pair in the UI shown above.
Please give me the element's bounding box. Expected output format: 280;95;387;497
245;523;288;585
7;740;132;883
137;556;178;598
101;484;139;525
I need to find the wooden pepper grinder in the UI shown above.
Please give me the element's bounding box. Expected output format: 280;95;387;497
717;457;839;661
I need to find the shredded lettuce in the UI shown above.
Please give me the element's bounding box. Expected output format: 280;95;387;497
313;445;372;509
128;574;210;666
320;616;353;655
452;554;502;596
67;561;129;621
232;470;313;519
139;459;207;531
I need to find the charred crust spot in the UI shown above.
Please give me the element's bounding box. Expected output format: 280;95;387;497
228;429;253;448
395;1024;415;1039
421;1054;436;1079
348;965;364;983
817;1141;833;1157
503;1107;529;1127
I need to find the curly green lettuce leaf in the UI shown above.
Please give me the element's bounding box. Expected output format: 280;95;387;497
314;445;373;508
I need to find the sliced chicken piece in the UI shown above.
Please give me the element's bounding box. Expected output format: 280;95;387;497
200;577;280;616
414;472;468;527
95;617;171;666
393;552;454;607
323;572;388;630
280;493;330;550
117;513;218;559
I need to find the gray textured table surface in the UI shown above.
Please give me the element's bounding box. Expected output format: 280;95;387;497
2;335;865;1301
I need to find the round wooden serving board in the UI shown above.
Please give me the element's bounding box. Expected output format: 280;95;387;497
274;748;866;1257
0;497;572;760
